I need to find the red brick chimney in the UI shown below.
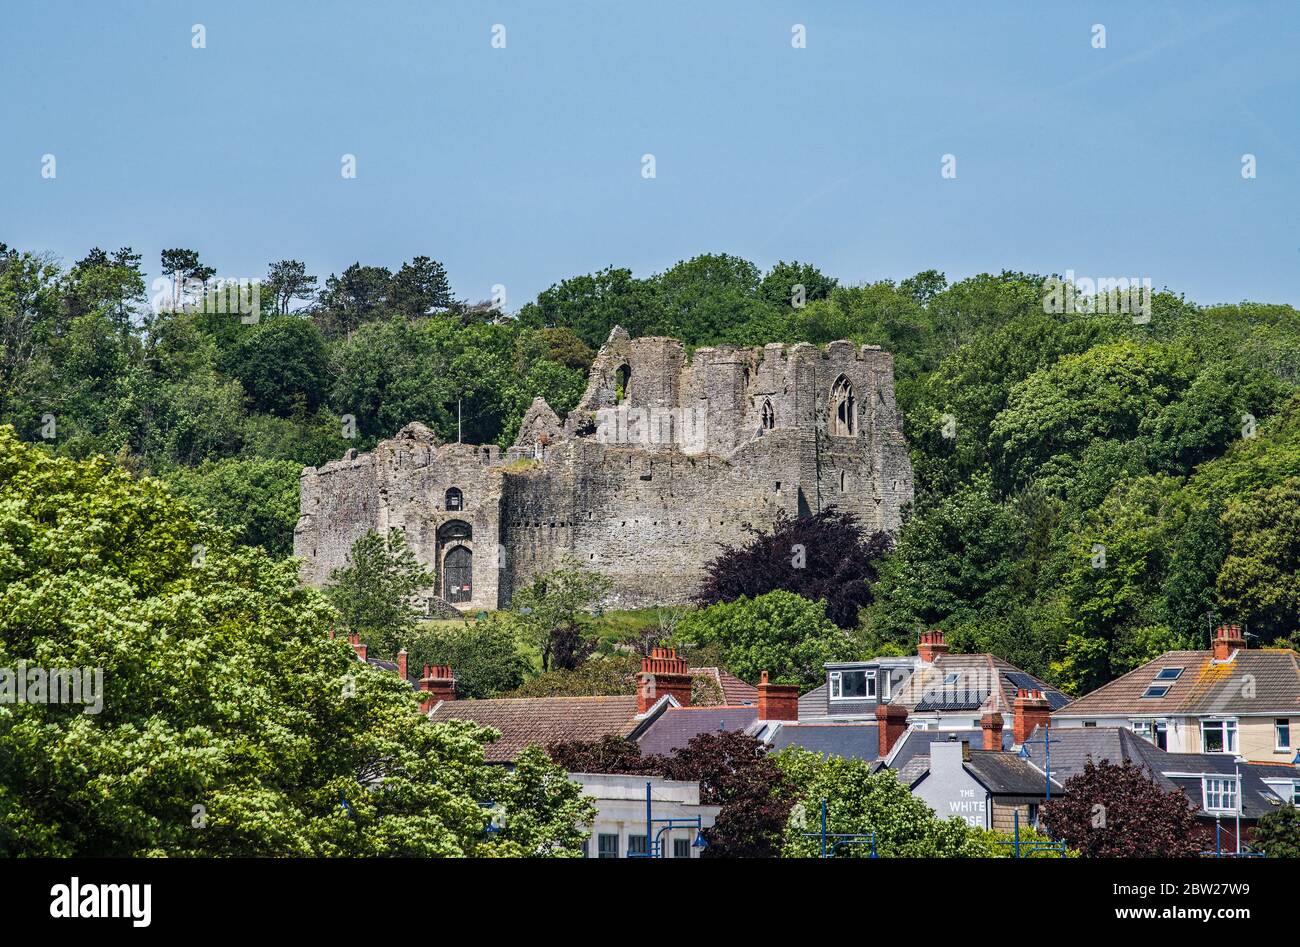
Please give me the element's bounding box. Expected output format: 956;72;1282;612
638;648;693;713
875;702;908;757
918;629;948;664
1212;624;1246;661
347;632;367;662
980;711;1005;750
1013;689;1052;746
756;671;799;721
396;648;408;682
418;664;456;712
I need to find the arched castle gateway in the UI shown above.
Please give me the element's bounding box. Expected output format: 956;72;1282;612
294;327;914;612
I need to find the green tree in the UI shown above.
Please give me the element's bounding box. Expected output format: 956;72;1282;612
0;426;588;856
222;316;329;417
1217;477;1300;644
1251;805;1300;858
675;590;852;689
510;564;612;671
406;618;530;699
164;457;303;556
775;749;981;857
389;256;456;318
324;529;435;659
263;260;318;315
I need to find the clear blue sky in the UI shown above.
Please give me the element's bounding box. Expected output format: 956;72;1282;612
3;0;1298;307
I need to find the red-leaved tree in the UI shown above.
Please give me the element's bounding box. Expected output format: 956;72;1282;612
696;508;892;628
1039;759;1201;857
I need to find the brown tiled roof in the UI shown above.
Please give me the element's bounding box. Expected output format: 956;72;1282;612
427;695;646;763
691;667;758;705
1055;649;1300;718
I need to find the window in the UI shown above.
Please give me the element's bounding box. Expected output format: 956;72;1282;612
1277;718;1292;751
615;364;631;404
627;834;648;857
445;487;463;511
1132;719;1168;750
1202;777;1238;813
1141;685;1170;698
829;669;875;700
761;399;775;430
880;671;892;701
597;834;619;859
942;672;960;686
1201;719;1237;754
1154;667;1184;681
829;375;856;436
673;838;691;859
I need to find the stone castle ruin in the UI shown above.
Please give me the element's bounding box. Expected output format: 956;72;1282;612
294;327;914;612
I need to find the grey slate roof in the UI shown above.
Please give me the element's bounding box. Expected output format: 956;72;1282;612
885;727;1007;772
635;705;759;757
1020;725;1293;821
798;683;828;718
765;722;880;761
964;750;1063;796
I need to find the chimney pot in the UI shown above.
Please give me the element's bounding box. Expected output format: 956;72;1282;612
1013;688;1052;746
638;648;692;713
756;670;799;721
918;628;948;664
1212;624;1246;661
418;664;456;712
980;711;1004;751
875;702;909;757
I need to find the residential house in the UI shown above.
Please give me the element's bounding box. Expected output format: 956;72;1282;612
1051;625;1300;764
573;773;720;858
426;647;698;763
794;629;1069;760
899;737;1062;832
1020;725;1297;852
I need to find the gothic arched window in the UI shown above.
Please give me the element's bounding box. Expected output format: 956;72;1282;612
830;375;856;436
762;399;775;430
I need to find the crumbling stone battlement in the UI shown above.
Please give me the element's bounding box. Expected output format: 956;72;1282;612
295;328;914;612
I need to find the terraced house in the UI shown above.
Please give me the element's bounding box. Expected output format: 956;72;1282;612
1051;625;1300;764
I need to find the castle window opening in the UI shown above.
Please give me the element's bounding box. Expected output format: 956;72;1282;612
445;487;463;511
830;375;856;436
839;470;845;491
615;364;631;404
762;399;775;430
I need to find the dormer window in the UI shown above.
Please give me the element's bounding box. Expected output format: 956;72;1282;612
829;668;876;700
1202;776;1238;813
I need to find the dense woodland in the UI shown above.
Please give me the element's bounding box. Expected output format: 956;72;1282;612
2;243;1298;695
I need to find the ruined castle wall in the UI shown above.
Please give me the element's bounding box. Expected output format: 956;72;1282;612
295;429;506;613
296;332;915;613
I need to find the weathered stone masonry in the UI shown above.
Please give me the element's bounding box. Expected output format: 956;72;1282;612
294;327;914;611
